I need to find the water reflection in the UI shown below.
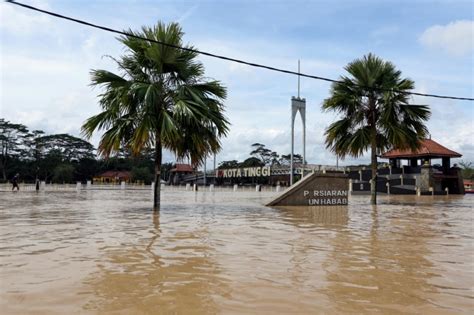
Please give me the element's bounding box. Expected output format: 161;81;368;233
322;204;448;314
84;210;230;314
275;206;349;227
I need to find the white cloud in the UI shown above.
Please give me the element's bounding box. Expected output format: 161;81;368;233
0;0;52;34
419;20;474;56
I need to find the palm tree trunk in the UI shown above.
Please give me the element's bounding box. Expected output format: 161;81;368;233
153;130;162;212
370;127;377;205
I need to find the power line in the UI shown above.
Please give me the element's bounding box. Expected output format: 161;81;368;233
5;0;474;102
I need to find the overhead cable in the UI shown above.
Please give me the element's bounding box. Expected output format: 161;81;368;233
5;0;474;101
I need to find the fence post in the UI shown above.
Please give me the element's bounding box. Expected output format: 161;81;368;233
76;181;81;191
186;183;190;191
400;175;404;186
210;184;214;192
349;179;353;193
233;184;238;192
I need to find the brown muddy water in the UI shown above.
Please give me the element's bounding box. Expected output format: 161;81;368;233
0;190;473;314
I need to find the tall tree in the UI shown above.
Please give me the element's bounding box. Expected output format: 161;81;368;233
82;22;229;211
0;119;30;180
250;143;279;165
323;53;430;204
36;134;95;162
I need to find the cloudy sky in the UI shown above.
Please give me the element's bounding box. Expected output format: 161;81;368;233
1;0;473;169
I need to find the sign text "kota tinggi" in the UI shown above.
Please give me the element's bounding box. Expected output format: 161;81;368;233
217;166;271;178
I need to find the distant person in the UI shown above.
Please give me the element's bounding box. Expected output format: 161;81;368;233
11;173;20;191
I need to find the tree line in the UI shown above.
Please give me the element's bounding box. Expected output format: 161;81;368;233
218;143;304;169
0;118;172;184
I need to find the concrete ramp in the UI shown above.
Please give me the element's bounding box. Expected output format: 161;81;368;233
267;172;349;207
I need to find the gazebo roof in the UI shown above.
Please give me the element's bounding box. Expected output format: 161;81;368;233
381;139;462;159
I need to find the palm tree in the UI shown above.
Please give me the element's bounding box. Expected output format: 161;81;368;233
323;54;430;204
82;22;229;211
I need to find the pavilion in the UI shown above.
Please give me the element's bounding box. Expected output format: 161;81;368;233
381;138;462;171
381;139;464;194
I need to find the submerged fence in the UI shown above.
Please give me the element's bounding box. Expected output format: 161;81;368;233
0;181;287;193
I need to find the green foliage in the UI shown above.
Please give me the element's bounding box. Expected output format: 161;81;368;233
160;162;173;181
131;166;153;184
240;157;264;167
218;160;239;169
0;118;31;180
81;21;229;210
52;164;75;183
81;22;229;165
279;153;304;165
250;143;279;165
323;53;431;159
323;53;431;204
459;161;474;179
36;134;95;162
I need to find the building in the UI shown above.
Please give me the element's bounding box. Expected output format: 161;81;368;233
378;138;464;194
168;164;194;185
93;170;131;184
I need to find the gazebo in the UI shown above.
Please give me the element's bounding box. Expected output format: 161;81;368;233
381;138;462;172
381;139;464;194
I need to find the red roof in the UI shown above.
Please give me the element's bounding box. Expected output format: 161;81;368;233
170;164;194;173
381;139;462;159
97;170;131;179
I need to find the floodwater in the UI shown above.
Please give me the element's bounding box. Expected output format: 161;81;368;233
0;189;473;314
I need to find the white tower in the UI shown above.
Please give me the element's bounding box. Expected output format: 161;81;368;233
290;60;306;185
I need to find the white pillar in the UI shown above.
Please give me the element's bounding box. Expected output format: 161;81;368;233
233;184;238;192
386;182;390;195
193;184;198;191
76;182;81;190
210;184;214;192
359;170;362;181
86;180;91;189
256;185;261;192
290;109;295;185
151;182;155;193
186;183;190;191
276;185;281;192
40;181;46;191
349;179;353;193
400;175;404;186
121;181;125;190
